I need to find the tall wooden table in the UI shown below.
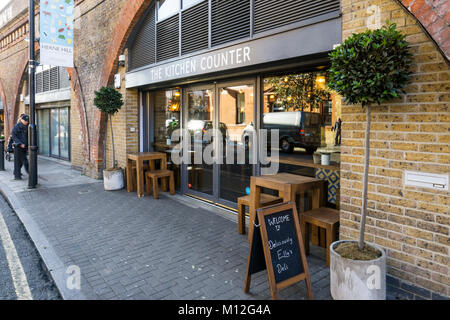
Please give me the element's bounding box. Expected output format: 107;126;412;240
248;173;326;242
126;152;166;197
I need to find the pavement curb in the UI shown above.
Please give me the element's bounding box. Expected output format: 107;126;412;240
0;178;86;300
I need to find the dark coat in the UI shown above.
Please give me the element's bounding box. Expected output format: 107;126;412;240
11;122;28;147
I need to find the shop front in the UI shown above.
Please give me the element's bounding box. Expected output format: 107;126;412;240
126;0;342;210
27;65;71;161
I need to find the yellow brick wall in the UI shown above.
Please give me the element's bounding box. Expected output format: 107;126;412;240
104;49;139;171
340;0;449;297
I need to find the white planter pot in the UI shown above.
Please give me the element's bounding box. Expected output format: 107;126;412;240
330;240;386;300
321;153;330;165
103;168;124;191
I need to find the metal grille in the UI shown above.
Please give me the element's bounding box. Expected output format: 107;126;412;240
254;0;340;34
181;1;209;55
36;72;43;93
157;14;180;62
42;70;50;92
50;67;59;91
130;5;156;69
211;0;250;47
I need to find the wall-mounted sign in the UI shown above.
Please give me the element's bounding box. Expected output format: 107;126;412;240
40;0;74;68
126;18;341;88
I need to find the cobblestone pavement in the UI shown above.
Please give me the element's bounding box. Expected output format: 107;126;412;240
0;157;331;300
0;195;61;300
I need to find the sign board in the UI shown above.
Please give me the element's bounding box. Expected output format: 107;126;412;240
40;0;74;68
244;202;313;300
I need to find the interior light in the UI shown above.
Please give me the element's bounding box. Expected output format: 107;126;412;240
316;76;326;84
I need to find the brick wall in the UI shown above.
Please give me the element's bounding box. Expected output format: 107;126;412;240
399;0;450;61
340;0;449;299
104;49;139;170
70;0;127;177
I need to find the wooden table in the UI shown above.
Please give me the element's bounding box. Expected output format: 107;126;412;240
248;173;326;242
126;152;167;197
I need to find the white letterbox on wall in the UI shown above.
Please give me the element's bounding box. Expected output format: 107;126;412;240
405;171;449;191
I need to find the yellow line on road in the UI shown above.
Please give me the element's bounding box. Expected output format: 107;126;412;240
0;208;33;300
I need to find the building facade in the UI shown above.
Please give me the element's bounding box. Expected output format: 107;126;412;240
0;0;448;299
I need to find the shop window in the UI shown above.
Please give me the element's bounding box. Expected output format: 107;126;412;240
323;100;332;126
153;89;181;146
263;71;331;154
158;0;180;21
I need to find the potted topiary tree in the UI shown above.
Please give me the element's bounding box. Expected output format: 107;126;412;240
94;86;125;191
327;22;412;300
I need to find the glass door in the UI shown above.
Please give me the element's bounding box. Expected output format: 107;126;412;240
217;81;256;207
45;107;70;160
183;86;215;199
38;109;50;156
50;109;59;157
181;80;256;209
59;107;70;159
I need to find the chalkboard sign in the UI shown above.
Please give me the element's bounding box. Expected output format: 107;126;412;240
244;202;313;300
263;208;304;283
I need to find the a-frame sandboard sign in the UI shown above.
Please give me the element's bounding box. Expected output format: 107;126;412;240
244;202;314;300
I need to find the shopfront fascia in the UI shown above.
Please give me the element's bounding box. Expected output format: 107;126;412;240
125;7;341;210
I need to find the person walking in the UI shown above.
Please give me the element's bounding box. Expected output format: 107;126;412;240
11;114;29;180
332;117;342;146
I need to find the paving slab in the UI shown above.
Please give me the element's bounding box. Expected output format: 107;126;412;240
0;157;331;300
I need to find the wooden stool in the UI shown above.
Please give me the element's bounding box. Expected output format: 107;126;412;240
145;170;175;199
237;194;282;235
126;163;149;191
300;207;340;267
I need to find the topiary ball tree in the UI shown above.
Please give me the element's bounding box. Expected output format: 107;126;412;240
327;22;412;250
94;86;124;169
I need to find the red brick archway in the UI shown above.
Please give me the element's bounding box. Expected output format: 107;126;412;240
398;0;450;61
68;67;91;163
0;77;7;138
91;0;153;168
5;41;89;164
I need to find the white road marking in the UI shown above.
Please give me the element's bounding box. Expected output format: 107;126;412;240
0;208;33;300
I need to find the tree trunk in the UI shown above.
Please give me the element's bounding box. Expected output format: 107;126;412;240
110;114;116;169
359;106;371;250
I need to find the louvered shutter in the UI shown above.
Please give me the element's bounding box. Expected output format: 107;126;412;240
211;0;250;47
130;5;156;69
59;66;70;88
157;15;180;62
181;1;209;55
43;69;50;92
254;0;340;34
50;67;59;91
36;72;43;93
